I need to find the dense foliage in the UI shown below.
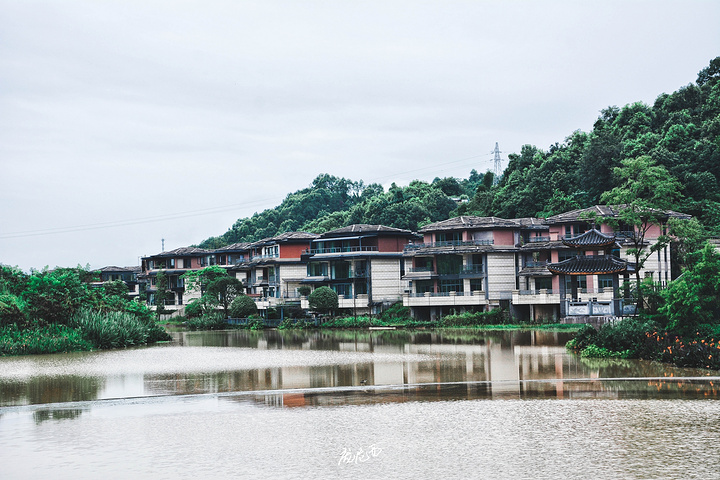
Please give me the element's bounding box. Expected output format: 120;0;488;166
0;265;170;355
308;286;339;314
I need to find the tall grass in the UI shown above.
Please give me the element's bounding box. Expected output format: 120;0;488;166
72;309;169;349
186;313;229;331
0;325;92;355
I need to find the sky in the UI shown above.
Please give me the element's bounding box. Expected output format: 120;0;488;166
1;1;719;272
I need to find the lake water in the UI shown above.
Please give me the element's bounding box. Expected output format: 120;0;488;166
1;329;719;479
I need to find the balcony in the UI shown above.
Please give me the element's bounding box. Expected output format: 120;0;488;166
251;253;279;261
403;291;487;307
459;264;485;277
303;246;378;255
512;289;560;305
526;236;551;243
404;239;493;251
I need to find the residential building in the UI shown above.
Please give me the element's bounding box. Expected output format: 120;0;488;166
403;206;690;321
140;247;214;310
93;266;142;299
300;224;420;314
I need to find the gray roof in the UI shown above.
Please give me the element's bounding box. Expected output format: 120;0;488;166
249;231;320;247
419;216;520;232
145;247;212;258
562;229;617;249
213;242;252;253
547;255;628;275
545;205;691;223
320;224;415;237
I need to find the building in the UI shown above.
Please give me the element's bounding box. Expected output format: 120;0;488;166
403;206;690;322
300;224;420;314
93;266;142;299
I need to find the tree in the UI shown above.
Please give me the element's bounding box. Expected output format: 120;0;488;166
153;270;171;319
659;243;720;334
600;156;683;310
205;276;244;317
308;286;338;315
183;266;244;317
229;295;258;318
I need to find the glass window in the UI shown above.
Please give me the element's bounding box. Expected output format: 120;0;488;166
598;275;613;289
436;255;462;275
535;277;552;290
439;280;463;293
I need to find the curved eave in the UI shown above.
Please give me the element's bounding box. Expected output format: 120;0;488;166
547;255;628;275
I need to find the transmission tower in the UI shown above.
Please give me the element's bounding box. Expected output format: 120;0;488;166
492;142;503;185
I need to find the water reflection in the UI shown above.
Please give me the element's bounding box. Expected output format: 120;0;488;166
1;329;718;407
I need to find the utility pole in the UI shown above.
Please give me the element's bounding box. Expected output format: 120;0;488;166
161;238;165;252
492;142;503;185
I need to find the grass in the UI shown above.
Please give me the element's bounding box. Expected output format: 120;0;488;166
0;324;93;355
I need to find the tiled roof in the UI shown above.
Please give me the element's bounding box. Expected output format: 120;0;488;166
249;231;320;247
547;255;628;275
98;266;133;272
545;205;691;223
148;247;212;258
561;229;617;249
213;242;252;253
513;217;549;228
419;216;519;232
321;224;414;237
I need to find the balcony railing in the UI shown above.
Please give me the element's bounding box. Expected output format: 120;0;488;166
526;236;551;243
251;253;279;261
523;261;548;268
519;289;555;295
407;291;483;298
613;230;636;239
303;246;378;255
404;239;493;251
460;264;484;274
405;266;436;274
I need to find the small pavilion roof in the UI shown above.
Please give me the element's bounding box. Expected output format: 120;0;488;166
547;255;628;275
562;229;617;249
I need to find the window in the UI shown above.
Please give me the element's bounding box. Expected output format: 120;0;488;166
332;284;352;297
565;276;587;291
558;250;577;261
355;282;368;295
436;232;462;243
182;258;192;269
436;255;462;275
332;261;350;279
415;280;434;294
168;258;176;268
470;279;483;292
308;262;328;276
598;275;613;289
535;277;552;290
439;280;463;293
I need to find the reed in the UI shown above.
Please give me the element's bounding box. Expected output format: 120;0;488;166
0;325;92;355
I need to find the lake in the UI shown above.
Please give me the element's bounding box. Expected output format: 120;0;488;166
1;328;719;479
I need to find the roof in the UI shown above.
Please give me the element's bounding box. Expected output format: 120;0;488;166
213;242;252;253
512;217;549;229
320;224;415;237
146;247;212;258
545;205;691;223
547;255;628;275
419;216;520;232
561;229;617;249
98;266;134;272
249;232;319;247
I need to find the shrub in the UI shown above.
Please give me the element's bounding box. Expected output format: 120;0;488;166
230;295;258;318
297;285;312;297
186;313;228;331
441;309;509;327
0;324;93;355
184;299;206;319
308;286;338;314
72;309;150;349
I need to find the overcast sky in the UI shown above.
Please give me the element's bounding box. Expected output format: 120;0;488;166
1;1;719;272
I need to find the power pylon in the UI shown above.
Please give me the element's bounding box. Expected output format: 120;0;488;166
492;142;503;185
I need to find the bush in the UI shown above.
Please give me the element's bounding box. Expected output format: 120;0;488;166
230;295;258;318
72;309;151;349
441;309;509;327
0;324;93;355
184;299;206;319
308;286;338;313
186;313;228;331
297;285;312;297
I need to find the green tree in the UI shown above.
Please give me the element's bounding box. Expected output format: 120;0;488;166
600;156;683;309
153;270;171;319
659;243;720;334
205;276;245;317
229;295;258;318
308;286;338;315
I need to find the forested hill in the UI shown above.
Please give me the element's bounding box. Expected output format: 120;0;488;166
198;57;720;249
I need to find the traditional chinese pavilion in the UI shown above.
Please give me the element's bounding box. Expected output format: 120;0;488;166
547;229;628;317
